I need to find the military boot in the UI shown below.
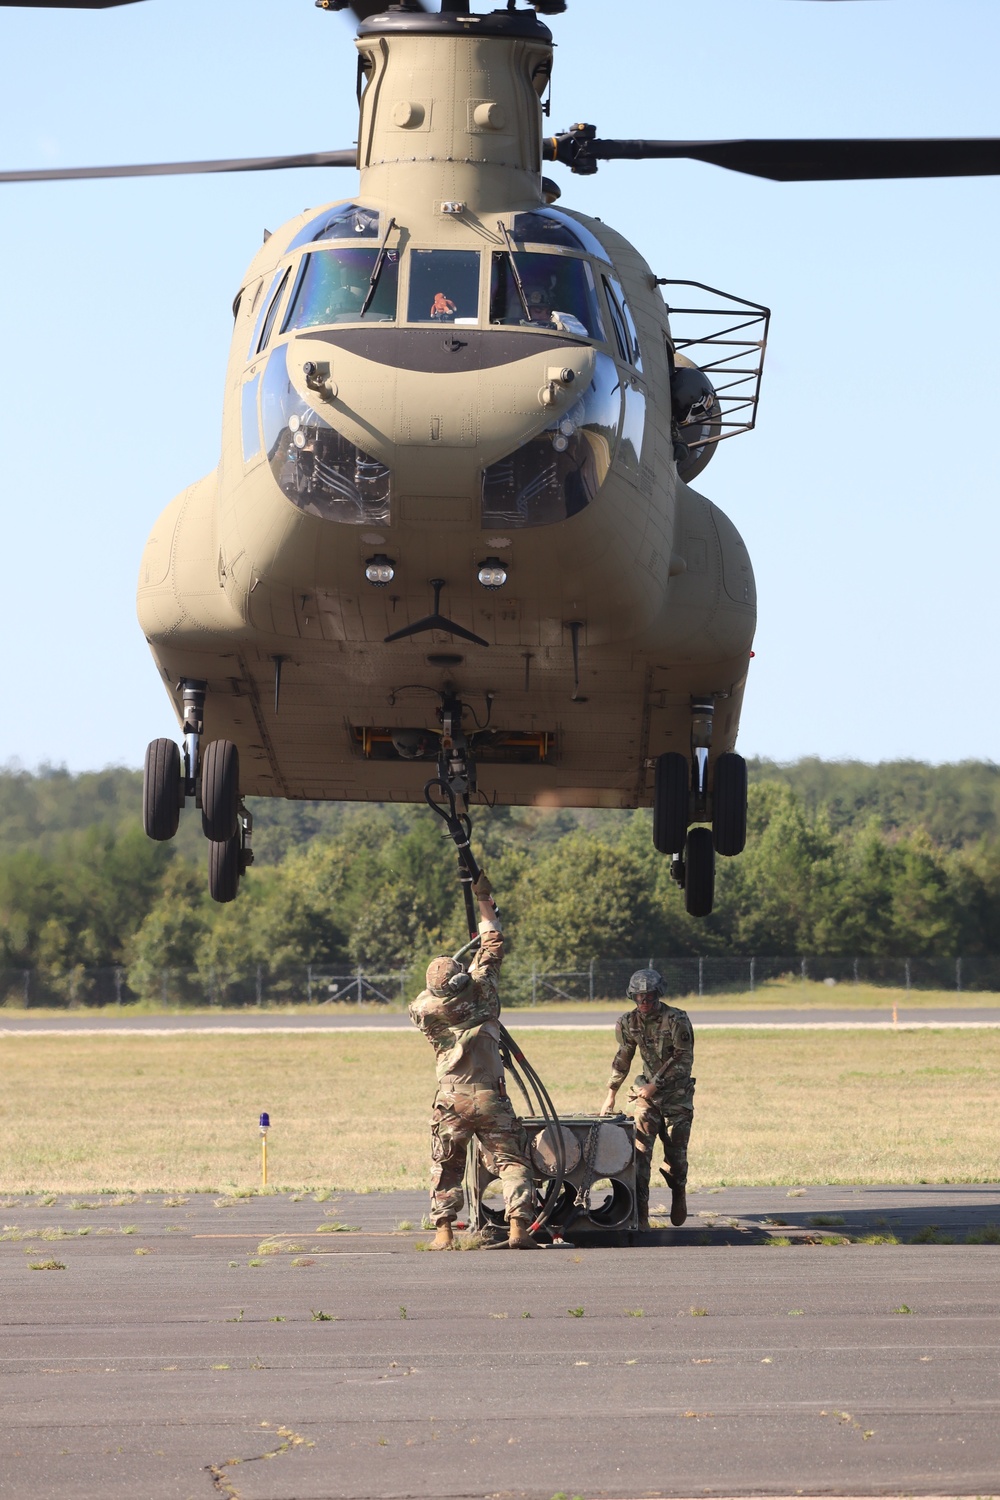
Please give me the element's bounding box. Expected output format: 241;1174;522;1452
428;1222;454;1250
508;1217;539;1250
661;1170;687;1226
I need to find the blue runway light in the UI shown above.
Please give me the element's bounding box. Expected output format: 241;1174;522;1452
259;1112;270;1130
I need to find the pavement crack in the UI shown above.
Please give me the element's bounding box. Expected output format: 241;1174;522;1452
206;1424;310;1496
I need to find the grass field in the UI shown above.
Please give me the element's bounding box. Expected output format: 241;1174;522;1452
1;1028;997;1194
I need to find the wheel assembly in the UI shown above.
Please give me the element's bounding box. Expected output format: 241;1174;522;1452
208;831;241;904
201;739;240;842
712;751;748;856
143;738;182;842
653;751;689;855
684;826;715;917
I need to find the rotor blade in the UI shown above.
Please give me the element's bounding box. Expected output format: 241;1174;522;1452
0;2;143;6
0;149;358;184
315;0;428;16
580;137;1000;181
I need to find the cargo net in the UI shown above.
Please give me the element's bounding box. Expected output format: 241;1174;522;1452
661;280;770;448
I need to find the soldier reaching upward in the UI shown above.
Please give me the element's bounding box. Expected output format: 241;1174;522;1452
409;872;537;1250
600;968;694;1231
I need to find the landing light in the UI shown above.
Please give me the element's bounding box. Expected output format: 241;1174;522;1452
365;554;395;587
477;558;508;590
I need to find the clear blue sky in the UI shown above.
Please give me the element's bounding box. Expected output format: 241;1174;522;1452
1;0;997;771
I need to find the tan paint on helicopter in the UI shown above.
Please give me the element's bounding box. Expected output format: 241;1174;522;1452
137;16;755;810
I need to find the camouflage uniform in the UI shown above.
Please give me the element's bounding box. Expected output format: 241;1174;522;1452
608;999;695;1225
409;919;534;1227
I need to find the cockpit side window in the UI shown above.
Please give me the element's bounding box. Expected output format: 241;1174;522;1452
255;267;292;356
247;267;288;361
603;276;643;371
489;252;605;340
407;250;481;324
281;247;399;331
603;279;629;363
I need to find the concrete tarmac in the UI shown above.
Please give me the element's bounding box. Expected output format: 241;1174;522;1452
3;1007;999;1034
2;1185;999;1499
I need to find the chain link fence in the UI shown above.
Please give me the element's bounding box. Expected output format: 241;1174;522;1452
501;954;997;1005
1;954;998;1010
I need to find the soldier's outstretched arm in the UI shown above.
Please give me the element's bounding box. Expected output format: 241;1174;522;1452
469;871;504;994
601;1016;635;1113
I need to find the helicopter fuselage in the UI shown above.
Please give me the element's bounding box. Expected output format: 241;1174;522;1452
137;7;755;810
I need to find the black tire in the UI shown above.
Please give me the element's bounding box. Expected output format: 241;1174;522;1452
143;738;181;842
208;833;241;904
653;751;689;855
684;827;715;918
712;751;748;856
201;740;240;842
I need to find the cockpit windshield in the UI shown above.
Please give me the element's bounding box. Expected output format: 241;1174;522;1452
489;252;605;340
511;209;612;263
281;247;399;330
286;203;380;253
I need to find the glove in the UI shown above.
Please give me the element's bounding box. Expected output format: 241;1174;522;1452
472;871;493;898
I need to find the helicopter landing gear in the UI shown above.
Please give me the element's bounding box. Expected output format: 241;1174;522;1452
142;677;206;842
690;697;714;818
653;751;689;856
654;697;727;916
668;827;716;917
180;678;206;797
142;677;254;903
683;827;715;918
712;750;748;856
208;803;254;905
200;738;240;842
143;737;182;841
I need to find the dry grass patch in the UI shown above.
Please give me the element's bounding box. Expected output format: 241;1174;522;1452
1;1029;998;1192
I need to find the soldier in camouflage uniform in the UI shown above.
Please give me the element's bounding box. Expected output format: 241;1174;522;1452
600;967;694;1230
409;871;538;1250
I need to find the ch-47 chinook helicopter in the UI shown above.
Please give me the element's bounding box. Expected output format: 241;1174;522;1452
4;0;999;917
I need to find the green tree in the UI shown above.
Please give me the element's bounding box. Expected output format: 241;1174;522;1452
127;861;211;1003
506;832;661;970
886;828;961;956
721;783;844;953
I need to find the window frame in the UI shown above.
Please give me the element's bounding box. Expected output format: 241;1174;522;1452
404;247;485;327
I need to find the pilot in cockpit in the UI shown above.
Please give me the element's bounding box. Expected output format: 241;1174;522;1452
522;273;554;326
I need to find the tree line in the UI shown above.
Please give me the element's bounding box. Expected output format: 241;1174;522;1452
1;759;999;1004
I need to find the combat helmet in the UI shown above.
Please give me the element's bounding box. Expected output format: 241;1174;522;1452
627;967;663;1001
426;957;472;999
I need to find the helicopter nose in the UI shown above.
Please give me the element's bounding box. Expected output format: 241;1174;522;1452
279;332;598;520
